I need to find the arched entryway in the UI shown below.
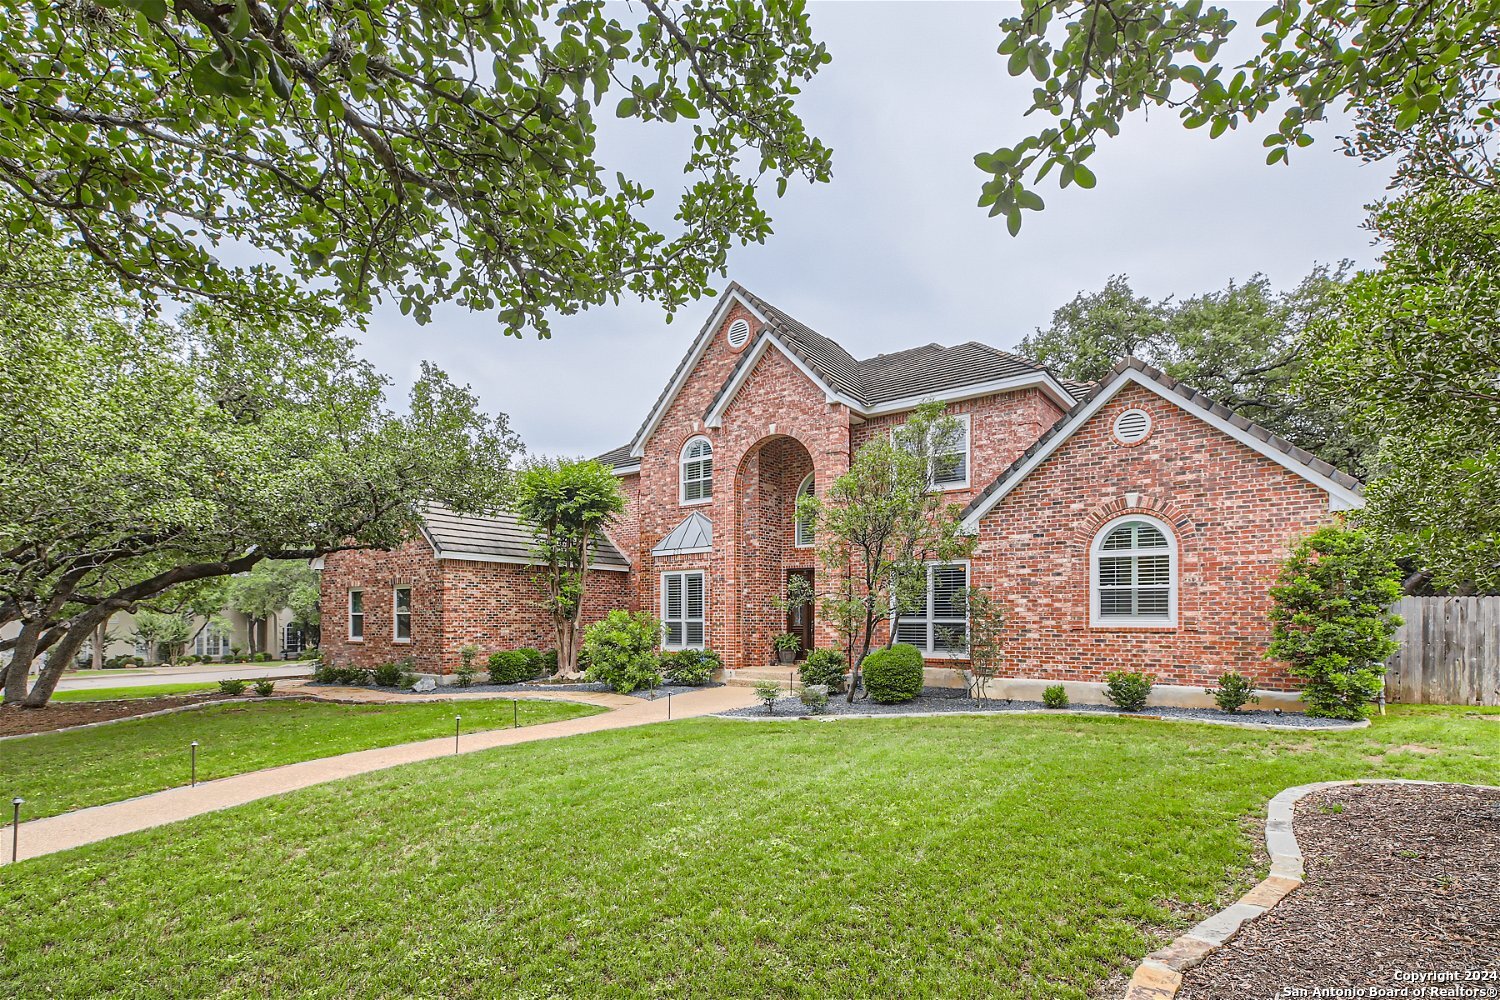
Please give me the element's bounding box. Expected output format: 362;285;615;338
732;434;817;667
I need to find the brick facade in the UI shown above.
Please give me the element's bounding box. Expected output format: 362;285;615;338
320;289;1353;695
319;539;629;675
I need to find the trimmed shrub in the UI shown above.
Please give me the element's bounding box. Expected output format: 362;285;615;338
753;679;782;713
660;648;721;686
1208;671;1259;714
372;661;407;688
251;651;273;662
583;610;662;694
1042;684;1069;709
1104;670;1153;712
862;644;925;704
799;649;848;693
487;650;538;685
252;678;276;697
515;647;543;676
1267;525;1402;720
539;649;559;677
218;678;248;696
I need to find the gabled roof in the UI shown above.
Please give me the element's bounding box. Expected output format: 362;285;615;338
421;503;630;572
650;511;713;556
696;287;1080;429
959;358;1364;530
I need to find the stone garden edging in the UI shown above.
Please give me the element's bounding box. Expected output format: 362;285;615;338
1121;778;1500;1000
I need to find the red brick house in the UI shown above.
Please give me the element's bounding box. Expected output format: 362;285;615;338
321;283;1362;707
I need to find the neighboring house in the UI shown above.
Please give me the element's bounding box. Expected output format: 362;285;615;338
1;605;308;670
320;284;1362;705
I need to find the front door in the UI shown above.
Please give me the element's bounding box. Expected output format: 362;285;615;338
786;569;814;658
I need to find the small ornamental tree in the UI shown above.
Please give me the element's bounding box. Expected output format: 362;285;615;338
1267;525;1403;720
962;586;1009;701
514;458;627;678
797;402;975;702
131;610;191;666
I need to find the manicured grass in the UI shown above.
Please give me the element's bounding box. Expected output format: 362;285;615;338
0;697;603;820
51;683;217;701
1;706;1494;998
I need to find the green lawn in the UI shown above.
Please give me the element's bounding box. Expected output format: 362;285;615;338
1;706;1494;998
51;682;216;701
0;697;603;820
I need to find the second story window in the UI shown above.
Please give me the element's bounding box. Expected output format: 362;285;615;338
680;436;713;504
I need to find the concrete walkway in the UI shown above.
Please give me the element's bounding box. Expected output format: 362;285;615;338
4;685;755;865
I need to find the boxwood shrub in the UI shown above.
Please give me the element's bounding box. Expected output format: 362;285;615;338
861;644;925;703
660;648;721;686
488;650;539;685
799;649;848;693
1104;670;1154;712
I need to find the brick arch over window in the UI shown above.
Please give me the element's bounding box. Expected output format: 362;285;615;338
1072;495;1199;630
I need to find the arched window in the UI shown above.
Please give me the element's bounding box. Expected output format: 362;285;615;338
1091;516;1177;627
680;436;713;503
794;473;814;547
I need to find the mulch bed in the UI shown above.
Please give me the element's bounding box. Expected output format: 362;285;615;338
0;693;241;738
1178;783;1500;999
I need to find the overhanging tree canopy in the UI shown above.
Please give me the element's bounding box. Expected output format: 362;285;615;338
3;0;832;331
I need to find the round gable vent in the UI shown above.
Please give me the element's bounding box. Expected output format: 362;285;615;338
726;318;751;348
1113;408;1152;444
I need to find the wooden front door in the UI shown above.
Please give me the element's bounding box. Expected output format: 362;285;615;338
786;569;814;658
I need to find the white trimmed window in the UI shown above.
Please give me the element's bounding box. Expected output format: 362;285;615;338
680;436;713;504
894;562;969;655
794;473;814;548
392;586;412;641
894;414;971;490
348;589;364;640
661;570;706;649
194;625;229;658
283;623;306;655
1091;516;1177;627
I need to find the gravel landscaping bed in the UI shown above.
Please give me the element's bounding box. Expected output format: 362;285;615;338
1177;782;1500;999
716;686;1361;728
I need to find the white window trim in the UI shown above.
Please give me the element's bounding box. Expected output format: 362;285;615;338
891;413;971;492
660;570;707;650
1089;514;1178;628
283;622;305;655
348;589;365;642
392;585;412;643
679;436;714;506
195;625;229;658
892;560;971;659
794;472;814;548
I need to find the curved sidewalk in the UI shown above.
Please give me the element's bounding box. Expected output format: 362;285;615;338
4;685;755;866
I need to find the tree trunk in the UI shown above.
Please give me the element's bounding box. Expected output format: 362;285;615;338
22;606;115;707
3;619;45;704
92;619;106;669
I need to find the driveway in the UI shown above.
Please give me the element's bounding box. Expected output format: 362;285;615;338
55;661;317;692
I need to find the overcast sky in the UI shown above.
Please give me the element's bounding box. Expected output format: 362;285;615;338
350;1;1395;458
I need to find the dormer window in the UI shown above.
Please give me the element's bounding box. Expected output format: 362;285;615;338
680;436;713;504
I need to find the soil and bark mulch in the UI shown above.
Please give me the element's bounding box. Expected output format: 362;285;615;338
1178;783;1500;999
0;692;244;738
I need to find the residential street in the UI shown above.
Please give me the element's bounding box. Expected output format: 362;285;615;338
54;662;316;692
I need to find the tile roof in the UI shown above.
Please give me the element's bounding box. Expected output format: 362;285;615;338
703;287;1081;420
960;357;1363;523
421;503;630;572
594;443;636;471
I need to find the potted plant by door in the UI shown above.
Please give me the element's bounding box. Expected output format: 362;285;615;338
773;632;801;665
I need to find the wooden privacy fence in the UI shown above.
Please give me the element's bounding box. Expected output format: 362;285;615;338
1386;596;1500;706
